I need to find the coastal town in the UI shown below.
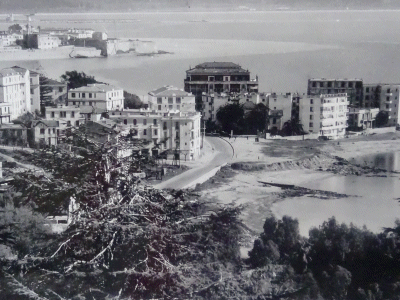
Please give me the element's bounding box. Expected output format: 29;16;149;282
4;7;400;300
0;19;158;60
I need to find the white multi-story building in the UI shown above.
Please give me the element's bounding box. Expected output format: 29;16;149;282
147;86;196;112
109;109;202;160
202;92;266;122
0;67;31;123
45;105;83;128
299;93;349;139
267;93;293;132
67;84;124;111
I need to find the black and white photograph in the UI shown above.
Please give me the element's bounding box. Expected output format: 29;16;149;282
2;1;400;299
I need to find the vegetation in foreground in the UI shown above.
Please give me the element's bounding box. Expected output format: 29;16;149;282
2;134;400;299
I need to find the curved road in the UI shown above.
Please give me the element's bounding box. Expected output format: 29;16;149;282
153;136;233;190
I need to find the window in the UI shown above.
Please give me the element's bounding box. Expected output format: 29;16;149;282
169;105;173;109
30;88;34;94
310;99;314;104
310;107;313;112
387;96;390;101
53;128;56;133
168;97;173;104
175;122;179;128
366;87;369;93
73;101;76;105
309;122;313;127
71;93;76;98
143;129;147;135
153;119;157;125
51;112;55;118
48;128;51;134
89;93;92;98
75;120;79;127
82;93;86;98
59;87;63;93
71;111;75;118
387;88;391;93
157;97;162;104
133;119;137;125
89;102;92;106
154;129;158;135
40;128;45;134
272;118;276;124
67;121;71;126
158;105;161;110
310;115;313;120
124;119;127;125
143;119;147;125
176;97;181;103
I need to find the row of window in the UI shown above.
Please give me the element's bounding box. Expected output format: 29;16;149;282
70;92;97;99
156;97;182;104
50;111;76;118
311;81;358;88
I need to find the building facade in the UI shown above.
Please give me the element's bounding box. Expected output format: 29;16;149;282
184;62;259;96
348;108;379;130
25;34;61;49
32;119;67;147
307;78;363;107
299;93;349;139
45;105;83;127
363;84;400;126
67;84;124;111
109;109;202;160
147;86;196;112
267;93;293;132
0;68;31;122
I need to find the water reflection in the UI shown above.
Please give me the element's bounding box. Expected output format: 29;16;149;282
272;171;400;236
350;152;400;172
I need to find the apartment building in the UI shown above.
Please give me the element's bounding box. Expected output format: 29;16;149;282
147;86;196;112
45;105;83;127
0;67;31;122
348;108;379;130
363;84;400;126
267;93;293;132
109;109;202;160
67;84;124;111
299;93;349;139
184;62;259;96
307;78;363;107
202;92;265;122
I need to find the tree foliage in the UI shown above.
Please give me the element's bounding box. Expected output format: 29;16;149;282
60;70;97;90
39;75;54;116
375;111;389;128
124;91;144;109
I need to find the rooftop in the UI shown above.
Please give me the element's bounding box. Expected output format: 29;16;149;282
309;78;363;82
33;120;59;127
0;68;21;77
149;85;191;97
69;84;122;93
42;78;66;87
187;62;249;74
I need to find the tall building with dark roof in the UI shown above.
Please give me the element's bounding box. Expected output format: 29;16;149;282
184;62;259;96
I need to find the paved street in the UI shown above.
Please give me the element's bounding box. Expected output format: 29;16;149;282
153;136;233;190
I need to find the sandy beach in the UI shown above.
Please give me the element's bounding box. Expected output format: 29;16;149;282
196;131;400;243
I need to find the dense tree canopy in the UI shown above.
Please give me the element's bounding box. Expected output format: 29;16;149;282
60;70;98;90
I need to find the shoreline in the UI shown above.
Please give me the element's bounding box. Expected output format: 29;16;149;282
196;132;400;239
